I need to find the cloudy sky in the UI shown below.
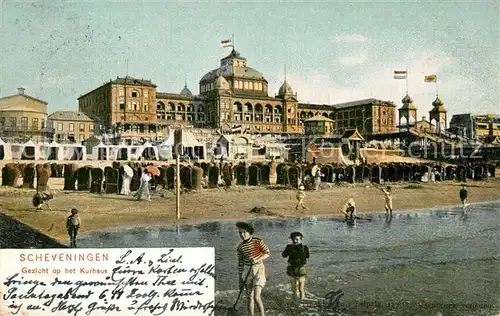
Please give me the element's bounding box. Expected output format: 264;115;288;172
1;1;498;121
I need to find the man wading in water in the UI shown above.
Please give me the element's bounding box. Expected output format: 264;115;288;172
282;232;310;301
236;222;270;316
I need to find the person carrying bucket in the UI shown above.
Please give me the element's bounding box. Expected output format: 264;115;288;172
232;222;270;316
282;232;310;301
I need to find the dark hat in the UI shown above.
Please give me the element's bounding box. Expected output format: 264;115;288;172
71;208;78;214
290;232;303;239
236;222;254;234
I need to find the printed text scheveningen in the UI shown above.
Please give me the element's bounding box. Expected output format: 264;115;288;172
19;252;109;262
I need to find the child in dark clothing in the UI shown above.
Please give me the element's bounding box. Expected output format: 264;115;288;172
282;232;310;301
459;184;468;214
66;208;81;247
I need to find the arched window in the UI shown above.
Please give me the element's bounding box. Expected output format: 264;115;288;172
233;102;243;121
156;101;166;120
255;104;263;122
244;81;248;90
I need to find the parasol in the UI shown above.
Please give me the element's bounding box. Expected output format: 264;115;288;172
122;165;134;178
146;166;160;177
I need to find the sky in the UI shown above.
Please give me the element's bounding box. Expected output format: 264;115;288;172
1;1;499;122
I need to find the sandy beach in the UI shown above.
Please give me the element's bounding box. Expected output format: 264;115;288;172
1;175;500;244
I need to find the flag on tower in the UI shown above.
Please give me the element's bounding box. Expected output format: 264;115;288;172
424;74;437;82
221;39;233;48
394;70;407;79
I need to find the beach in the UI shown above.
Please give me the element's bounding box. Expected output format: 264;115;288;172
1;176;500;244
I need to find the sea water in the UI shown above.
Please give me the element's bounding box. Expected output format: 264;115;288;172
80;201;500;316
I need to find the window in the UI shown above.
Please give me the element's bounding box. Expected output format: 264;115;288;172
144;90;148;97
89;123;94;131
41;119;45;129
0;117;4;127
119;103;125;110
119;89;124;97
144;104;148;111
69;123;74;132
133;103;138;111
21;117;28;130
57;123;63;131
131;91;138;97
79;134;85;141
79;123;85;132
32;118;38;130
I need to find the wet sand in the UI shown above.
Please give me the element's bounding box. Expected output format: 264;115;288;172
1;176;500;245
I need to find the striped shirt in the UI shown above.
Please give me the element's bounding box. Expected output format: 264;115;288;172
237;237;270;275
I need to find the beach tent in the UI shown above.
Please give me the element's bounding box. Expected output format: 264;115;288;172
40;140;64;160
138;140;159;160
163;129;205;160
115;141;129;160
13;140;41;160
61;143;86;160
157;138;173;161
92;142;111;161
0;138;12;160
216;135;251;160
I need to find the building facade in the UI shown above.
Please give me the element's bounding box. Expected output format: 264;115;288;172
47;111;96;143
303;115;335;136
0;88;48;142
77;48;397;142
449;114;500;140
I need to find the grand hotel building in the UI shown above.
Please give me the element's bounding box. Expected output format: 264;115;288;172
78;48;396;141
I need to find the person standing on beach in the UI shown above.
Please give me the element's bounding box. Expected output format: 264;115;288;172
236;222;270;316
66;208;81;248
282;232;310;301
134;171;152;201
381;186;393;216
460;184;468;212
295;185;307;211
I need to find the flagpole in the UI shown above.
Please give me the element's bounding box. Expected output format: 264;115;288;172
232;33;235;50
405;68;409;94
435;74;439;97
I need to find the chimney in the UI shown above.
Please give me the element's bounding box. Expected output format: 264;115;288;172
17;87;25;95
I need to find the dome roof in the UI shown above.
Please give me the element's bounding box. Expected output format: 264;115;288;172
432;96;443;107
200;49;266;83
278;80;293;96
430;96;446;112
215;75;229;90
402;94;413;104
179;85;193;98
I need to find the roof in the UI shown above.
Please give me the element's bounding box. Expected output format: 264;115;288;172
341;128;364;141
110;76;157;87
48;111;94;121
333;98;396;109
305;114;335;122
179;85;193;98
278;80;294;96
200;49;267;83
297;103;333;111
156;92;192;101
0;93;48;105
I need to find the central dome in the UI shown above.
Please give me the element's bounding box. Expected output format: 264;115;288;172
199;49;266;83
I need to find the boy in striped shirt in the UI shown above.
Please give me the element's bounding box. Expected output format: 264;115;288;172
236;222;270;316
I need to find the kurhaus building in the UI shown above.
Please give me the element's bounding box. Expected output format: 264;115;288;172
78;48;396;141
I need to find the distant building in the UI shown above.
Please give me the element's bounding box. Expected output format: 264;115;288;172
414;116;435;133
303;114;335;136
77;48;397;142
449;113;500;140
47;111;96;143
0;88;48;142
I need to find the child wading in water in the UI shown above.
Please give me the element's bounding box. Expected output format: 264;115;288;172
459;184;468;213
236;222;270;316
282;232;310;301
342;198;357;221
295;185;307;210
381;186;393;216
66;208;81;247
